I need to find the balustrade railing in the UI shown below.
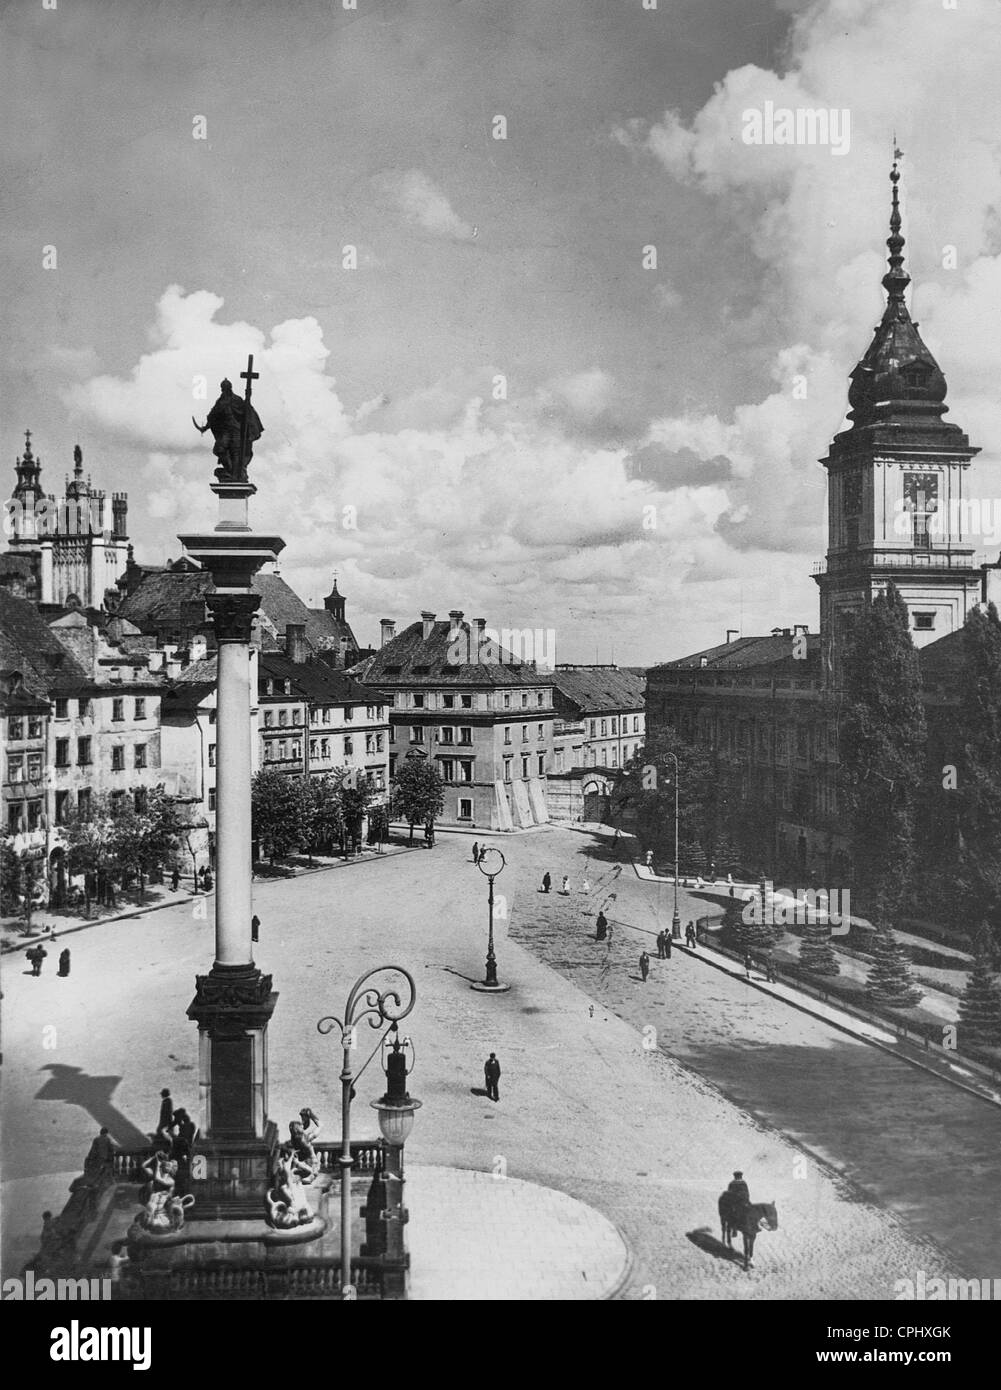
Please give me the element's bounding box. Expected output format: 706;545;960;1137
112;1138;384;1183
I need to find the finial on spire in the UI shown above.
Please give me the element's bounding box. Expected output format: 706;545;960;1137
882;156;910;303
23;428;33;460
73;444;83;476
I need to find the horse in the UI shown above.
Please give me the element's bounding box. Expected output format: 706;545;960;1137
718;1192;778;1270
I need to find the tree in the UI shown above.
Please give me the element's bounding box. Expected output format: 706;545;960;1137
110;787;182;902
865;925;922;1008
391;753;444;844
722;885;783;954
1;837;23;916
252;770;305;862
958;937;1001;1052
61;794;120;911
337;769;374;853
610;726;717;869
309;775;345;855
839;583;926;933
798;917;841;977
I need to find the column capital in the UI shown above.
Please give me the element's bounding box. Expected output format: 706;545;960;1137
206;591;261;643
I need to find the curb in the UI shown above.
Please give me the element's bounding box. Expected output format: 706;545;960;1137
677;939;1001;1110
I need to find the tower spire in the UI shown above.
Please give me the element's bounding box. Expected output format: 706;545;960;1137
882;158;910;303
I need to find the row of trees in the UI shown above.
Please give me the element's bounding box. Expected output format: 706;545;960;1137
251;755;445;863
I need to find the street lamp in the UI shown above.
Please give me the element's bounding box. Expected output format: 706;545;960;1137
471;846;510;993
666;752;681;939
317;965;417;1299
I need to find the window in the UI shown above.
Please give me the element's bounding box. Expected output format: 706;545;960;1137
633;716;640;732
459;760;473;783
283;680;291;695
611;717;618;734
278;741;288;760
537;723;544;740
521;757;529;778
112;746;125;772
375;769;385;790
504;758;513;782
439;726;454;745
410;726;423;744
28;716;43;739
78;698;92;719
913;611;935;631
77;788;91;819
208;787;217;812
412;693;424;709
537;692;544;707
443;694;455;709
8;754;24;783
503;693;511;710
458;727;472;745
135;744;147;769
589;720;596;738
458;798;473;821
27;798;42;830
55;697;69;719
55;738;70;768
601;748;607;766
310;739;317;758
611;749;618;767
504;726;511;745
208;743;216;767
600;719;607;737
538;754;545;775
344;737;353;756
389;725;396;743
264;710;274;727
460;695;472;709
135;697;146;719
904;472;938;550
279;709;288;726
112;698;124;722
375;734;384;752
291;742;301;761
521;726;529;742
344;706;354;721
77;736;92;765
7;803;20;834
521;692;528;708
322;707;331;724
27;752;43;781
291;708;301;725
8;717;23;740
365;734;375;755
440;758;455;782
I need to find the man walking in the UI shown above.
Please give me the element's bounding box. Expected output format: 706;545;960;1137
656;930;665;959
251;914;260;943
58;948;71;977
472;841;479;864
664;932;672;960
484;1052;501;1102
541;871;551;894
639;951;650;982
595;910;608;941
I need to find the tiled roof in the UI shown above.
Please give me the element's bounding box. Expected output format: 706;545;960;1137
352;620;555;688
259;652;383;706
254;573;359;653
551;666;645;714
0;591;88;698
650;633;822;677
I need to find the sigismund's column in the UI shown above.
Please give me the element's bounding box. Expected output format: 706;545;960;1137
178;360;285;1218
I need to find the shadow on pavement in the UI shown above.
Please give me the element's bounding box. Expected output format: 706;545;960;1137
34;1063;149;1150
687;1226;743;1264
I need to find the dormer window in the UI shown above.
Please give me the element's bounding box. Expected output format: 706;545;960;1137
913;611;935;631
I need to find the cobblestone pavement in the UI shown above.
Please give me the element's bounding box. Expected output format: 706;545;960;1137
2;827;991;1298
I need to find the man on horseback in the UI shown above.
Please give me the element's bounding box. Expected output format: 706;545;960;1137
727;1170;750;1211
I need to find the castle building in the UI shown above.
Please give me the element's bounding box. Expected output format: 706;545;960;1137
645;163;990;884
2;432;129;609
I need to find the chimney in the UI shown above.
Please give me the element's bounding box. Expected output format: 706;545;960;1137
770;627;783;638
474;617;486;642
793;623;808;637
166;656;181;680
285;622;307;664
148;650;164;672
421;610;436;641
449;609;464;628
726;629;739;644
380;618;396;647
339;636;350;669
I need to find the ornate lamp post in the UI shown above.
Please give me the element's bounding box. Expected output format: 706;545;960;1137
666;752;681;939
471;846;510;992
370;1029;421;1299
317;966;417;1299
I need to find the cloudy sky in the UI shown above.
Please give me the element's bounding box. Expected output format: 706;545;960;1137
3;0;1000;663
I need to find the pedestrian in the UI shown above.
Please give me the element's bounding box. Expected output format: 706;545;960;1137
170;866;180;892
484;1052;501;1102
203;869;213;891
251;914;260;943
156;1088;174;1147
84;1127;118;1181
171;1108;197;1192
664;932;672;960
595;910;608;941
765;957;777;984
645;849;653;869
58;948;70;977
743;952;752;979
581;877;590;895
541;871;551;894
28;946;47;977
685;921;695;948
639;951;650;982
655;930;664;959
472;841;479;864
560;875;570;895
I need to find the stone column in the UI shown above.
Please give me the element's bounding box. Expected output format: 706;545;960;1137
178;484;285;1218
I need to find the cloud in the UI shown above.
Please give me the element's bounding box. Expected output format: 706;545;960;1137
376;169;475;242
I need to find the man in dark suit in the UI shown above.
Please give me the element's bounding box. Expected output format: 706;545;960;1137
727;1170;750;1210
484;1053;501;1102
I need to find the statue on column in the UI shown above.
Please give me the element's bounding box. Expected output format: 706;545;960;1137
193;374;263;483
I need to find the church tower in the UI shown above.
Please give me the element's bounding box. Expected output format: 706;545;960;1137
815;161;982;680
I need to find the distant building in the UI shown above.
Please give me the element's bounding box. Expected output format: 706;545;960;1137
352;610;555;830
546;664;646;822
2;433;129;608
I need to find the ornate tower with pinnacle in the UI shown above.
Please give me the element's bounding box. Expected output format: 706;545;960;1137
815;160;982;681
